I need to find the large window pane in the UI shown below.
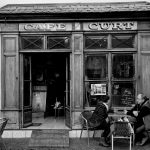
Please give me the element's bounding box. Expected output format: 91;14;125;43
85;55;107;80
112;54;135;79
47;36;70;49
21;36;44;49
112;34;135;48
85;35;107;49
112;82;135;107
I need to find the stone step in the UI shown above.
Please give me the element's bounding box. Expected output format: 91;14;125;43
28;129;69;148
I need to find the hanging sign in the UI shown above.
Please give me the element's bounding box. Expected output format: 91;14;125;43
83;22;137;31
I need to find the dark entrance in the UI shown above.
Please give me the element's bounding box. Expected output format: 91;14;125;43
32;53;66;117
22;53;70;128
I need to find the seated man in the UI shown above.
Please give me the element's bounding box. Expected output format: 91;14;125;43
88;95;111;147
125;94;150;145
135;98;150;145
125;94;149;122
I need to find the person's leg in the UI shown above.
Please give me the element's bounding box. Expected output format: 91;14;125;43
99;121;111;147
136;131;149;146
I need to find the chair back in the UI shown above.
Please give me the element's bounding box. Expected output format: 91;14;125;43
0;118;8;136
80;111;93;127
114;121;131;136
143;114;150;131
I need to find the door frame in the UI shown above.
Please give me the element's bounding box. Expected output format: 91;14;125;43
20;52;72;128
20;54;32;128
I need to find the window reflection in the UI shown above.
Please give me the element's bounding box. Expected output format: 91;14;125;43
112;54;135;79
85;55;107;80
112;82;135;107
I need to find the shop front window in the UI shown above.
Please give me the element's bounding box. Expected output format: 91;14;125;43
84;55;108;107
84;34;136;108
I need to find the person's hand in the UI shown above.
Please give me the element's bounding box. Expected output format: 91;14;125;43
124;109;127;114
106;117;109;123
133;111;138;116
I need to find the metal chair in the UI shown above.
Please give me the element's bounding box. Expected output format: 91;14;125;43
79;110;99;146
111;120;134;150
0;118;8;150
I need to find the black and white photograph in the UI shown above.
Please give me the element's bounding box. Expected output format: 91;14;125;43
0;0;150;149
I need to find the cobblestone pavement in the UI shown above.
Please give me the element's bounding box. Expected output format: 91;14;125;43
1;138;150;150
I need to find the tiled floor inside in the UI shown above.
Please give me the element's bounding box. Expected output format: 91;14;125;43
25;116;69;129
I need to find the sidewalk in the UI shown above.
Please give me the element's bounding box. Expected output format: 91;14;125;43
1;138;150;150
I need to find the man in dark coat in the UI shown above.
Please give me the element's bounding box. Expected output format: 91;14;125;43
126;94;149;119
135;98;150;145
125;94;150;145
88;95;111;147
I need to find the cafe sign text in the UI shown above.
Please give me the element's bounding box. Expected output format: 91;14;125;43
84;22;137;31
19;23;72;31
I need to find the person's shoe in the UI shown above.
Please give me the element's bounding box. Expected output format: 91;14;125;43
99;137;110;147
139;136;148;146
136;141;142;146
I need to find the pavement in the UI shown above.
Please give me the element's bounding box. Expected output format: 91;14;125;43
1;138;150;150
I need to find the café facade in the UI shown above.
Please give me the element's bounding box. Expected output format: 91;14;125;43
0;2;150;129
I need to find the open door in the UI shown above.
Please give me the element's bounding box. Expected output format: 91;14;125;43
21;54;32;127
65;54;72;128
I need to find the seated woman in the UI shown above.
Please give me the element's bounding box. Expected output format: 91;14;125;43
88;95;111;147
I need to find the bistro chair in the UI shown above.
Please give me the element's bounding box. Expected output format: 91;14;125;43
80;110;99;146
111;120;134;150
0;118;9;150
143;114;150;141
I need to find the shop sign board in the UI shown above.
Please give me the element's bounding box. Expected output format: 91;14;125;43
19;23;72;31
83;22;137;31
19;22;137;31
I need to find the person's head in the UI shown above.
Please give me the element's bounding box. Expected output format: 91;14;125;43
136;94;145;105
101;95;110;104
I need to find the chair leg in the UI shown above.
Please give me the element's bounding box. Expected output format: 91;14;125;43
129;136;132;150
132;133;135;146
80;128;83;138
112;135;114;150
93;130;95;138
87;128;89;146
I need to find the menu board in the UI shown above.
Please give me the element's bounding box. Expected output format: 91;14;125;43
120;88;134;106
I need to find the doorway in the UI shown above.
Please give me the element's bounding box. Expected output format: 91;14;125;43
21;53;70;129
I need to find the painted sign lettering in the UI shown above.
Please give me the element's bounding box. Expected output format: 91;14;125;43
19;23;72;31
84;22;137;31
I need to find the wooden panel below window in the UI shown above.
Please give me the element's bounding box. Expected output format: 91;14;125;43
141;54;150;98
74;54;82;108
4;56;18;108
140;34;150;50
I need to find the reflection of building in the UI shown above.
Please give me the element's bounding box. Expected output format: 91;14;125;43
1;2;150;129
